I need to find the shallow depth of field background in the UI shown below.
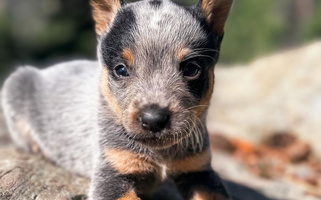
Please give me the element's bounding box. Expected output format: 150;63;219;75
0;0;320;82
1;1;321;199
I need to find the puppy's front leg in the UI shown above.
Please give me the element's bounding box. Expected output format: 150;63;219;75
170;149;230;200
89;148;160;200
174;170;230;200
89;164;141;200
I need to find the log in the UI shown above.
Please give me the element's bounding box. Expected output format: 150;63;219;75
0;145;89;200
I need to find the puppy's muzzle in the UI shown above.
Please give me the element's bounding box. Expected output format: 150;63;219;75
140;104;171;133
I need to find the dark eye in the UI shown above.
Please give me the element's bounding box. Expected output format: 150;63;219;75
181;61;201;80
114;64;129;77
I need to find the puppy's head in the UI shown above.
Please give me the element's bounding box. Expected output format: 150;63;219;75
92;0;233;149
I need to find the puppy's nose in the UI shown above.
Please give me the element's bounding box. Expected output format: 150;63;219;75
140;106;171;133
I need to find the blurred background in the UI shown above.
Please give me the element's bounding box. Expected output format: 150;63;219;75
0;0;321;199
0;0;321;82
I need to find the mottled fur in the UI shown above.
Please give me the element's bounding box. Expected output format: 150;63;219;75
1;0;233;199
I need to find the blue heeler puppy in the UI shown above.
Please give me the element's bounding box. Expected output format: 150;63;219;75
1;0;233;199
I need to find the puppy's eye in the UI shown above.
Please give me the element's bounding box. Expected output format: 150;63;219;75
181;61;201;80
114;64;129;77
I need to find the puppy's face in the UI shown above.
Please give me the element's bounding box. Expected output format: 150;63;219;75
94;0;232;149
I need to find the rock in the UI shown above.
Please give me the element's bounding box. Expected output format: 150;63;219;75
262;132;312;163
208;41;321;200
208;41;321;158
210;133;236;153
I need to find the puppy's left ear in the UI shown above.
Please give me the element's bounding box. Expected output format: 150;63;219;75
91;0;125;36
198;0;233;35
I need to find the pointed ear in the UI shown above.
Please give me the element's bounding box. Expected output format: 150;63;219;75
200;0;233;35
90;0;124;36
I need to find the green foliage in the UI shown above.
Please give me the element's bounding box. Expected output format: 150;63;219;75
221;0;321;63
303;1;321;41
221;0;286;63
0;0;321;83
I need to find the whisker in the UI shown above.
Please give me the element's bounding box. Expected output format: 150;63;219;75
192;48;220;53
186;104;209;111
183;54;217;63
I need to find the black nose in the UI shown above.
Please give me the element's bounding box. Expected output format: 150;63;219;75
140;106;171;133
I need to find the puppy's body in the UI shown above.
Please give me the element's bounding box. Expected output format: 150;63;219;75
2;61;100;176
2;0;233;199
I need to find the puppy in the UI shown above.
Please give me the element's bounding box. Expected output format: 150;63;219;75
1;0;233;199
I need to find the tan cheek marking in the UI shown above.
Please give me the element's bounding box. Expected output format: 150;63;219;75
195;67;214;117
105;148;160;175
192;190;227;200
100;67;123;121
127;105;141;132
118;189;140;200
122;48;135;67
129;109;139;124
91;0;122;35
177;47;191;61
168;148;211;173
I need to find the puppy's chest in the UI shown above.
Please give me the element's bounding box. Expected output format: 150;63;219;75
128;162;168;194
105;148;211;184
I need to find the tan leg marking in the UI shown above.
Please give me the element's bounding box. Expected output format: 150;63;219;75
16;119;31;139
122;48;135;67
168;148;211;173
118;189;141;200
192;190;227;200
195;67;214;118
101;67;123;121
15;119;40;153
105;148;161;175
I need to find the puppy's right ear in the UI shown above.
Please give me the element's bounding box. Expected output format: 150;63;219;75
91;0;124;36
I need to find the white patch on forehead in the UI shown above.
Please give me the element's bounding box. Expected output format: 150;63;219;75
127;0;207;67
149;4;174;30
150;12;162;30
131;0;206;43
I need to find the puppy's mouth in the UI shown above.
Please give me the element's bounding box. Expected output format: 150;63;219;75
126;128;191;149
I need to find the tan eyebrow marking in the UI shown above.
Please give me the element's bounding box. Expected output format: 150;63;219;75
122;48;135;67
177;46;192;61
